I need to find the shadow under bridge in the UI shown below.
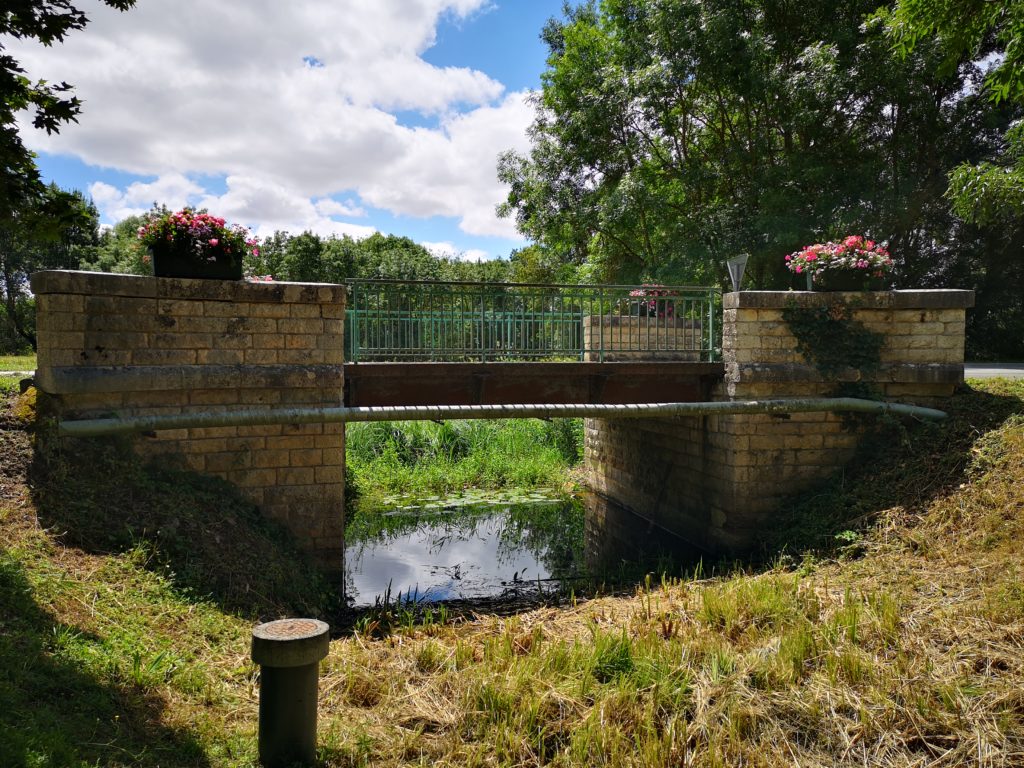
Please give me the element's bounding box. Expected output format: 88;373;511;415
342;279;725;407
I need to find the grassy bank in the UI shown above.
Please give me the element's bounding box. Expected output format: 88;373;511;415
0;354;34;396
0;353;35;371
346;418;583;506
0;380;1022;765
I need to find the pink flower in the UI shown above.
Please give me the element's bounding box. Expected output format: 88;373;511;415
209;238;219;246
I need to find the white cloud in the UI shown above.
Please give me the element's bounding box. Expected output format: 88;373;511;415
315;198;366;218
88;173;204;221
90;174;378;239
424;241;491;261
10;0;534;239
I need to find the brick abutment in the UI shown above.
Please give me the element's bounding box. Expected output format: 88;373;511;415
583;289;974;554
31;270;346;569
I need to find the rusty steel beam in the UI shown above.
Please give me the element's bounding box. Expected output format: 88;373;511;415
342;361;724;407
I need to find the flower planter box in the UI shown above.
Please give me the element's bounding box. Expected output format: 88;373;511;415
808;269;887;292
151;248;243;280
140;208;254;281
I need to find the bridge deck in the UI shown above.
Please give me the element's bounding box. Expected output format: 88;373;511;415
343;361;725;407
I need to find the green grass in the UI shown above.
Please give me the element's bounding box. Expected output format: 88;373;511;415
1;381;1022;765
0;353;35;370
346;418;583;506
0;540;250;767
0;354;34;395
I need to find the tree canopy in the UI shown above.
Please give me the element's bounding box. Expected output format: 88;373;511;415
1;0;136;219
499;0;1013;290
0;183;98;350
890;0;1024;103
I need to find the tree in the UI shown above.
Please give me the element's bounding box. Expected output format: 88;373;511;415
499;0;1012;290
1;0;136;220
357;233;443;281
0;183;99;350
246;230;289;279
890;0;1024;103
81;214;148;275
888;0;1024;357
281;231;325;282
889;0;1024;223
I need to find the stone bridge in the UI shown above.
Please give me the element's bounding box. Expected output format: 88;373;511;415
31;271;973;569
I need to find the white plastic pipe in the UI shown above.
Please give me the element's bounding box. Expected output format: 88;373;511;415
58;398;947;438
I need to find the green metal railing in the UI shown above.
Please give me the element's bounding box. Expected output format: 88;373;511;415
345;280;721;362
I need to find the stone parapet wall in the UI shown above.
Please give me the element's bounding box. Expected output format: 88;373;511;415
584;289;974;556
722;290;971;403
582;315;703;361
31;271;346;568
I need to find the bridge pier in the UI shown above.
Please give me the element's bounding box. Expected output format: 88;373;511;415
584;289;974;555
31;271;347;571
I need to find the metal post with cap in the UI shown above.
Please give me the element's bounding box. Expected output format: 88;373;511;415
251;618;330;767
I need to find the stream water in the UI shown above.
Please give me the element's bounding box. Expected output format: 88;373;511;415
344;489;702;607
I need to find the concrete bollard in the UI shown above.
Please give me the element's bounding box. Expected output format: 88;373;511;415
251;618;330;768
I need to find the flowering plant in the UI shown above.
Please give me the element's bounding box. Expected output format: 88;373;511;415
137;207;259;276
625;284;677;318
785;235;893;277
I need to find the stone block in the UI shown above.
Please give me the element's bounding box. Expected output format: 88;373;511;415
189;426;239;439
275;467;317;487
133;349;197;366
152;332;213;350
36;293;85;313
46;331;87;350
248;302;293;318
36;312;85;332
244;349;279;364
289;448;323;467
188;389;241;406
315;465;344;484
321;303;346;319
197;348;245;365
85;296;157;316
290;304;322;318
157;299;197;317
211;333;252;350
204;451;252;472
253;334;285;349
228;468;278;488
278;318;323;335
238;388;283;405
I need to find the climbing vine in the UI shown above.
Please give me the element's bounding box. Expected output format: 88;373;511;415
781;298;884;399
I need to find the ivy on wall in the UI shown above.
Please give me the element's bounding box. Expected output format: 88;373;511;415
781;299;884;398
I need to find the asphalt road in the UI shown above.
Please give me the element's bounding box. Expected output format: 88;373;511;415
964;364;1024;379
4;364;1024;379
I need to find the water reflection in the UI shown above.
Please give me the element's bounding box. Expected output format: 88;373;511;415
344;490;703;607
344;494;583;606
584;492;706;574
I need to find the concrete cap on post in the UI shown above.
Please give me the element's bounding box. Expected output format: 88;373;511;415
252;619;331;768
252;619;330;667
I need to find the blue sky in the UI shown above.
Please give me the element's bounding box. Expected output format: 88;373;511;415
18;1;563;262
